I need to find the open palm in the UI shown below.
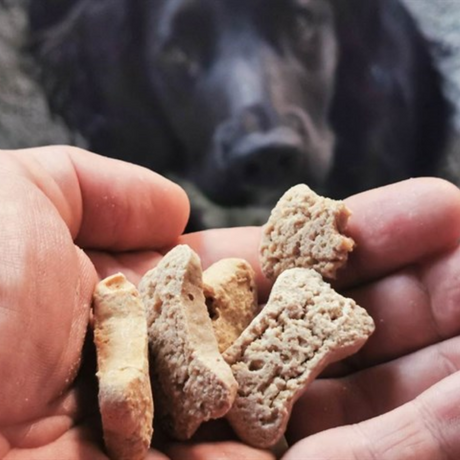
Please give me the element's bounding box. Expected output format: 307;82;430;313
1;147;460;460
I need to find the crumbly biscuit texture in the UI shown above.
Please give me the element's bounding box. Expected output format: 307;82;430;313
223;268;375;448
139;245;238;440
260;184;355;280
92;273;153;460
203;258;259;353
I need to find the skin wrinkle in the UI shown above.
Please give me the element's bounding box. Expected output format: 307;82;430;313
4;425;107;460
288;333;460;447
332;265;448;376
26;202;80;407
4;384;84;449
351;423;380;460
0;258;32;397
415;262;447;342
3;150;83;240
0;198;33;426
354;338;460;423
44;150;84;238
22;147;86;239
30;153;82;239
28;147;107;248
63;250;94;371
415;397;457;460
423;250;460;339
4;424;33;451
433;342;460;381
346;345;440;423
0;152;92;433
374;418;431;459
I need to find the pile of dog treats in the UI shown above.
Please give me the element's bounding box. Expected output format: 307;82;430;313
91;184;375;460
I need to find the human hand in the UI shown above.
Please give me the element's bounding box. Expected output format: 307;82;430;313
283;179;460;459
0;146;189;459
139;176;460;460
2;146;460;460
0;146;278;460
163;177;460;460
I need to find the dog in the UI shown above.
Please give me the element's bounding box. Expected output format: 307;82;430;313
27;0;450;229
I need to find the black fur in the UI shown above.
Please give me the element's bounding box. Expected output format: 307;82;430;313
27;0;450;228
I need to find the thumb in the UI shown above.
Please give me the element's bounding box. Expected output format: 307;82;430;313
11;146;191;250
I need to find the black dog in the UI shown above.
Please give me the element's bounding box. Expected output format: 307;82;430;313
27;0;450;228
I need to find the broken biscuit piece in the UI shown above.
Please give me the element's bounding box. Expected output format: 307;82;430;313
203;258;259;353
223;268;375;448
92;273;153;460
260;183;355;280
139;245;238;440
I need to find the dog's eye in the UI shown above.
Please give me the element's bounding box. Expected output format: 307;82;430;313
159;42;200;78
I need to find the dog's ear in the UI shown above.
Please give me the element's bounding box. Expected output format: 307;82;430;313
27;0;132;140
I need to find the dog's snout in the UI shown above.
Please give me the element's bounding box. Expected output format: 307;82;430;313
202;105;329;206
218;128;305;186
240;105;274;134
236;143;303;185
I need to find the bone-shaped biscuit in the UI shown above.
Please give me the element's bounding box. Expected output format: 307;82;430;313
260;183;355;280
223;267;375;448
203;258;259;353
92;273;154;460
139;245;238;440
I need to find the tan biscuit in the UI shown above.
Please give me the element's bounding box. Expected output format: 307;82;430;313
203;258;259;353
223;268;375;448
139;245;238;440
92;273;153;460
260;183;355;280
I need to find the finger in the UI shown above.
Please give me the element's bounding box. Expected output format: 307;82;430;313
3;424;170;460
178;228;262;270
10;146;190;250
181;179;460;301
87;227;267;289
86;250;164;286
88;227;268;290
323;244;460;376
287;335;460;443
0;145;187;427
146;451;171;460
1;390;80;449
284;371;460;460
3;425;109;460
178;227;273;300
338;178;460;289
165;441;275;460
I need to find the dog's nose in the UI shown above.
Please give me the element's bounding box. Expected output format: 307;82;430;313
228;135;304;185
216;122;306;187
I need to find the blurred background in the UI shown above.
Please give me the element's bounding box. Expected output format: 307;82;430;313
1;0;459;229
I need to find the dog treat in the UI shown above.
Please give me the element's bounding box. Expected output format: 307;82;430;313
203;258;259;353
139;245;238;440
92;273;154;460
260;183;355;280
223;268;375;448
